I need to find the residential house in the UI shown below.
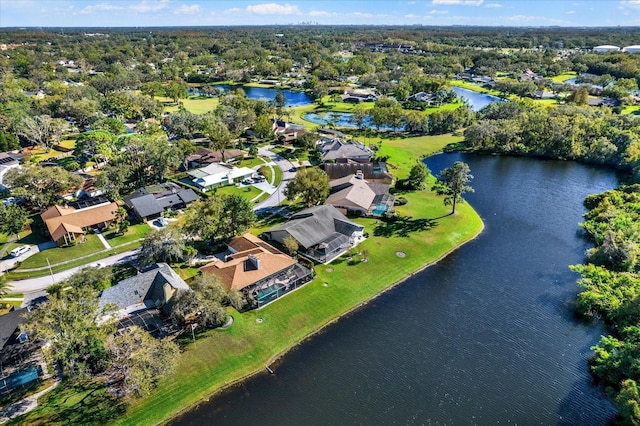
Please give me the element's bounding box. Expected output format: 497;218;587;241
0;307;41;391
0;308;28;351
325;174;394;217
319;139;374;163
0;152;20;193
322;161;394;184
185;147;246;169
520;70;543;81
124;182;199;222
345;90;377;102
41;197;118;245
588;97;620;107
408;92;435;103
188;163;256;191
273;120;305;143
200;233;314;308
98;263;190;334
342;95;363;104
264;204;365;264
317;128;346;144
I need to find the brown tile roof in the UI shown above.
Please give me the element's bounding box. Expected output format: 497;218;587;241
200;233;296;292
186;147;245;166
41;202;118;242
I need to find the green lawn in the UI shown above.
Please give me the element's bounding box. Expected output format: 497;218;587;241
56;138;77;150
116;177;483;426
237;157;265;169
16;234;104;269
550;72;577;83
6;240;143;280
622;105;640;115
214;184;263;200
159;96;220;114
377;133;464;179
448;80;504;97
13;133;483;425
6;379;126;426
104;224;152;246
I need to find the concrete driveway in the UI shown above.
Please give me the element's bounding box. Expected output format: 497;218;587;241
0;241;57;275
254;146;297;210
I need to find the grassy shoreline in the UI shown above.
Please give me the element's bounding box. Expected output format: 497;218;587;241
116;196;483;426
163;216;484;425
12;134;483;426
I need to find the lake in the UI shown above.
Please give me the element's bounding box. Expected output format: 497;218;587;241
450;86;504;111
173;154;619;425
302;87;504;127
217;85;312;107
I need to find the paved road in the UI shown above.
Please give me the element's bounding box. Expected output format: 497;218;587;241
254;146;297;211
8;249;140;305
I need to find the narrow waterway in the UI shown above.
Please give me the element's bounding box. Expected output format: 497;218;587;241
173;154;619;425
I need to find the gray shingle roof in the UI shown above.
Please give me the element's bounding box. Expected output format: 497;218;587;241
0;308;27;349
130;194;163;218
125;186;199;219
99;263;190;315
322;162;393;181
268;205;363;249
177;188;198;204
320;140;373;161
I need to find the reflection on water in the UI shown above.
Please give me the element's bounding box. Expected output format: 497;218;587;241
173;154;619;426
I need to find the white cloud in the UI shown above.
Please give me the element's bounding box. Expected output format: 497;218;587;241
405;14;421;18
175;4;200;15
224;7;241;14
246;3;301;15
566;10;576;14
129;0;170;13
620;0;640;8
429;9;448;14
485;3;503;8
79;3;124;15
350;12;375;18
432;0;484;5
308;10;336;17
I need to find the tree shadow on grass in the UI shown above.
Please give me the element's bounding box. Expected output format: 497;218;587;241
373;215;438;238
19;380;126;426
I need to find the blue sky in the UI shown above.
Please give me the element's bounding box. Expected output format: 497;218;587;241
1;0;639;27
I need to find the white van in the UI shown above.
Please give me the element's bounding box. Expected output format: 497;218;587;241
10;245;30;258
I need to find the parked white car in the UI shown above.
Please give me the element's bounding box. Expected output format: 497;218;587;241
9;245;30;258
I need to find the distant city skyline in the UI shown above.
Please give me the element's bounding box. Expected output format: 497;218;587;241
1;0;639;27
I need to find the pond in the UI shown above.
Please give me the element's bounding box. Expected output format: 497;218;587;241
172;154;619;425
450;86;505;111
302;111;399;131
189;85;313;107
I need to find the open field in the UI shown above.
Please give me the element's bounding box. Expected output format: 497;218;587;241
550;72;577;83
159;96;220;114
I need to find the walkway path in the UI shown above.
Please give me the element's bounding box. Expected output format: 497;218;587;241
94;229;112;250
0;371;61;424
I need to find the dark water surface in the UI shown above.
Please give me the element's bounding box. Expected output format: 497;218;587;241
173;154;619;425
218;85;312;106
